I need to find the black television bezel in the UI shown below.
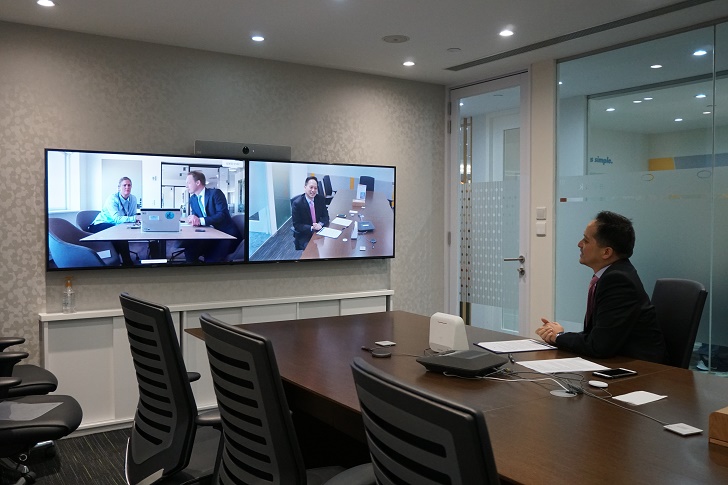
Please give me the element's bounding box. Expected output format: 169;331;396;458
44;148;396;271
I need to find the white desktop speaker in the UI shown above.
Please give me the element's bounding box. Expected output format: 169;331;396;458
429;312;469;352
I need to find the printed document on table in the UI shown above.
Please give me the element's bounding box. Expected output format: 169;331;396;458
516;357;609;373
317;227;342;239
477;339;556;353
331;217;352;227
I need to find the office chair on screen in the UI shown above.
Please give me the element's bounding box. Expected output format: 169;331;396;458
1;361;82;484
75;210;100;232
48;218;121;267
651;278;708;368
224;214;246;262
119;293;221;485
359;176;374;192
198;313;374;485
351;357;500;485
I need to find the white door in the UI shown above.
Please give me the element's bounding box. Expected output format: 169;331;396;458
447;73;530;335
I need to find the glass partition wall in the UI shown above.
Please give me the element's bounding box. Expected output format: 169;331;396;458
556;22;728;373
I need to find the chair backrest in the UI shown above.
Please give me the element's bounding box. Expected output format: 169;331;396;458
48;230;105;268
359;175;374;192
199;313;307;484
323;175;334;196
75;210;100;231
48;217;120;265
225;214;247;261
351;357;500;485
651;278;708;368
119;293;198;484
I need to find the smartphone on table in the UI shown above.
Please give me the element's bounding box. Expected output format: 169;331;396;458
592;368;637;379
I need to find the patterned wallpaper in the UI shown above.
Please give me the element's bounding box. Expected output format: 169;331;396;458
0;22;445;362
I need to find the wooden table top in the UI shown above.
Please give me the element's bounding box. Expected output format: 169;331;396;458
186;310;728;484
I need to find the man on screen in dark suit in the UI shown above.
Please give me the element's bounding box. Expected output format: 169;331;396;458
291;176;330;250
184;170;241;263
536;211;666;363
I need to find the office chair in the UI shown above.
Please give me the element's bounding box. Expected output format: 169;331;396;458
224;214;246;262
198;313;375;485
0;337;58;398
651;278;708;368
1;367;83;485
323;175;336;197
359;176;374;192
351;357;500;485
75;210;100;232
119;293;221;485
48;218;120;267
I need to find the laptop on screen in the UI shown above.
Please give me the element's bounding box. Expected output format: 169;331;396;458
141;208;181;232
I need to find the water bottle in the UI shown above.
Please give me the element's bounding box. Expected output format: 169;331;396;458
62;276;75;314
352;221;358;240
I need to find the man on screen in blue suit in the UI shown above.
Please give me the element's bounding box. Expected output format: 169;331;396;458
184;170;241;263
291;176;330;250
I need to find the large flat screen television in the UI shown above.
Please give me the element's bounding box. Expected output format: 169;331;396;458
45;149;395;270
247;160;395;262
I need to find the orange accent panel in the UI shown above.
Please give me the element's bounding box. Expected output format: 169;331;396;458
648;158;675;171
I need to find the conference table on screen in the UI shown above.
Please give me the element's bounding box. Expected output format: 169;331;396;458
186;311;728;484
81;222;235;259
301;188;393;259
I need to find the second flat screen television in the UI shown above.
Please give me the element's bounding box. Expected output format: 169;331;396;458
247;160;395;262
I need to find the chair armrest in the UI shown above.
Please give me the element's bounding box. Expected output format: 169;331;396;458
0;337;25;352
196;408;221;429
187;371;201;383
0;352;29;377
0;376;22;399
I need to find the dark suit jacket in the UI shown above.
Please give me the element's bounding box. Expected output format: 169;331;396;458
556;259;667;363
190;188;241;239
186;188;241;262
291;193;330;250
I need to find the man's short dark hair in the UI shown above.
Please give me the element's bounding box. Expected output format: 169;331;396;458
189;170;206;185
305;176;318;185
593;211;635;259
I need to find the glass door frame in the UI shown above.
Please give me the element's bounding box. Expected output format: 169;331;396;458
446;72;532;335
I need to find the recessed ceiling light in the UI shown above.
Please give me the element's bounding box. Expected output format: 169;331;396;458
382;35;410;44
37;0;55;6
459;102;464;106
499;29;514;37
695;94;707;99
633;100;642;104
251;35;264;42
606;108;616;112
703;111;712;115
650;64;662;69
643;97;653;101
446;47;461;53
403;61;415;67
674;118;683;122
693;49;708;56
558;81;563;85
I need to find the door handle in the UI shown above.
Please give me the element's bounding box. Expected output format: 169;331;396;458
503;255;525;263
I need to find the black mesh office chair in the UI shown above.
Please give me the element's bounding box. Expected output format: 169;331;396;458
359;176;374;192
322;175;336;204
651;278;708;368
351;357;500;485
119;293;221;485
198;313;374;485
0;368;82;485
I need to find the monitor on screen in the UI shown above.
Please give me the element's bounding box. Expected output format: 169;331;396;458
247;160;395;262
45;148;246;270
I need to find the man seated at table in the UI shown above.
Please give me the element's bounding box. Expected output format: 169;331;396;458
184;170;241;263
291;175;330;250
87;176;140;266
536;211;666;363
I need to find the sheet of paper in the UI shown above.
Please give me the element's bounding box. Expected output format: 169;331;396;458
477;339;556;353
331;217;352;227
613;391;667;405
516;357;609;373
317;227;342;239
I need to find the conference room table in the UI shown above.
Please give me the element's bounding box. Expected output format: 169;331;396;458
81;222;235;259
186;311;728;484
301;189;393;259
